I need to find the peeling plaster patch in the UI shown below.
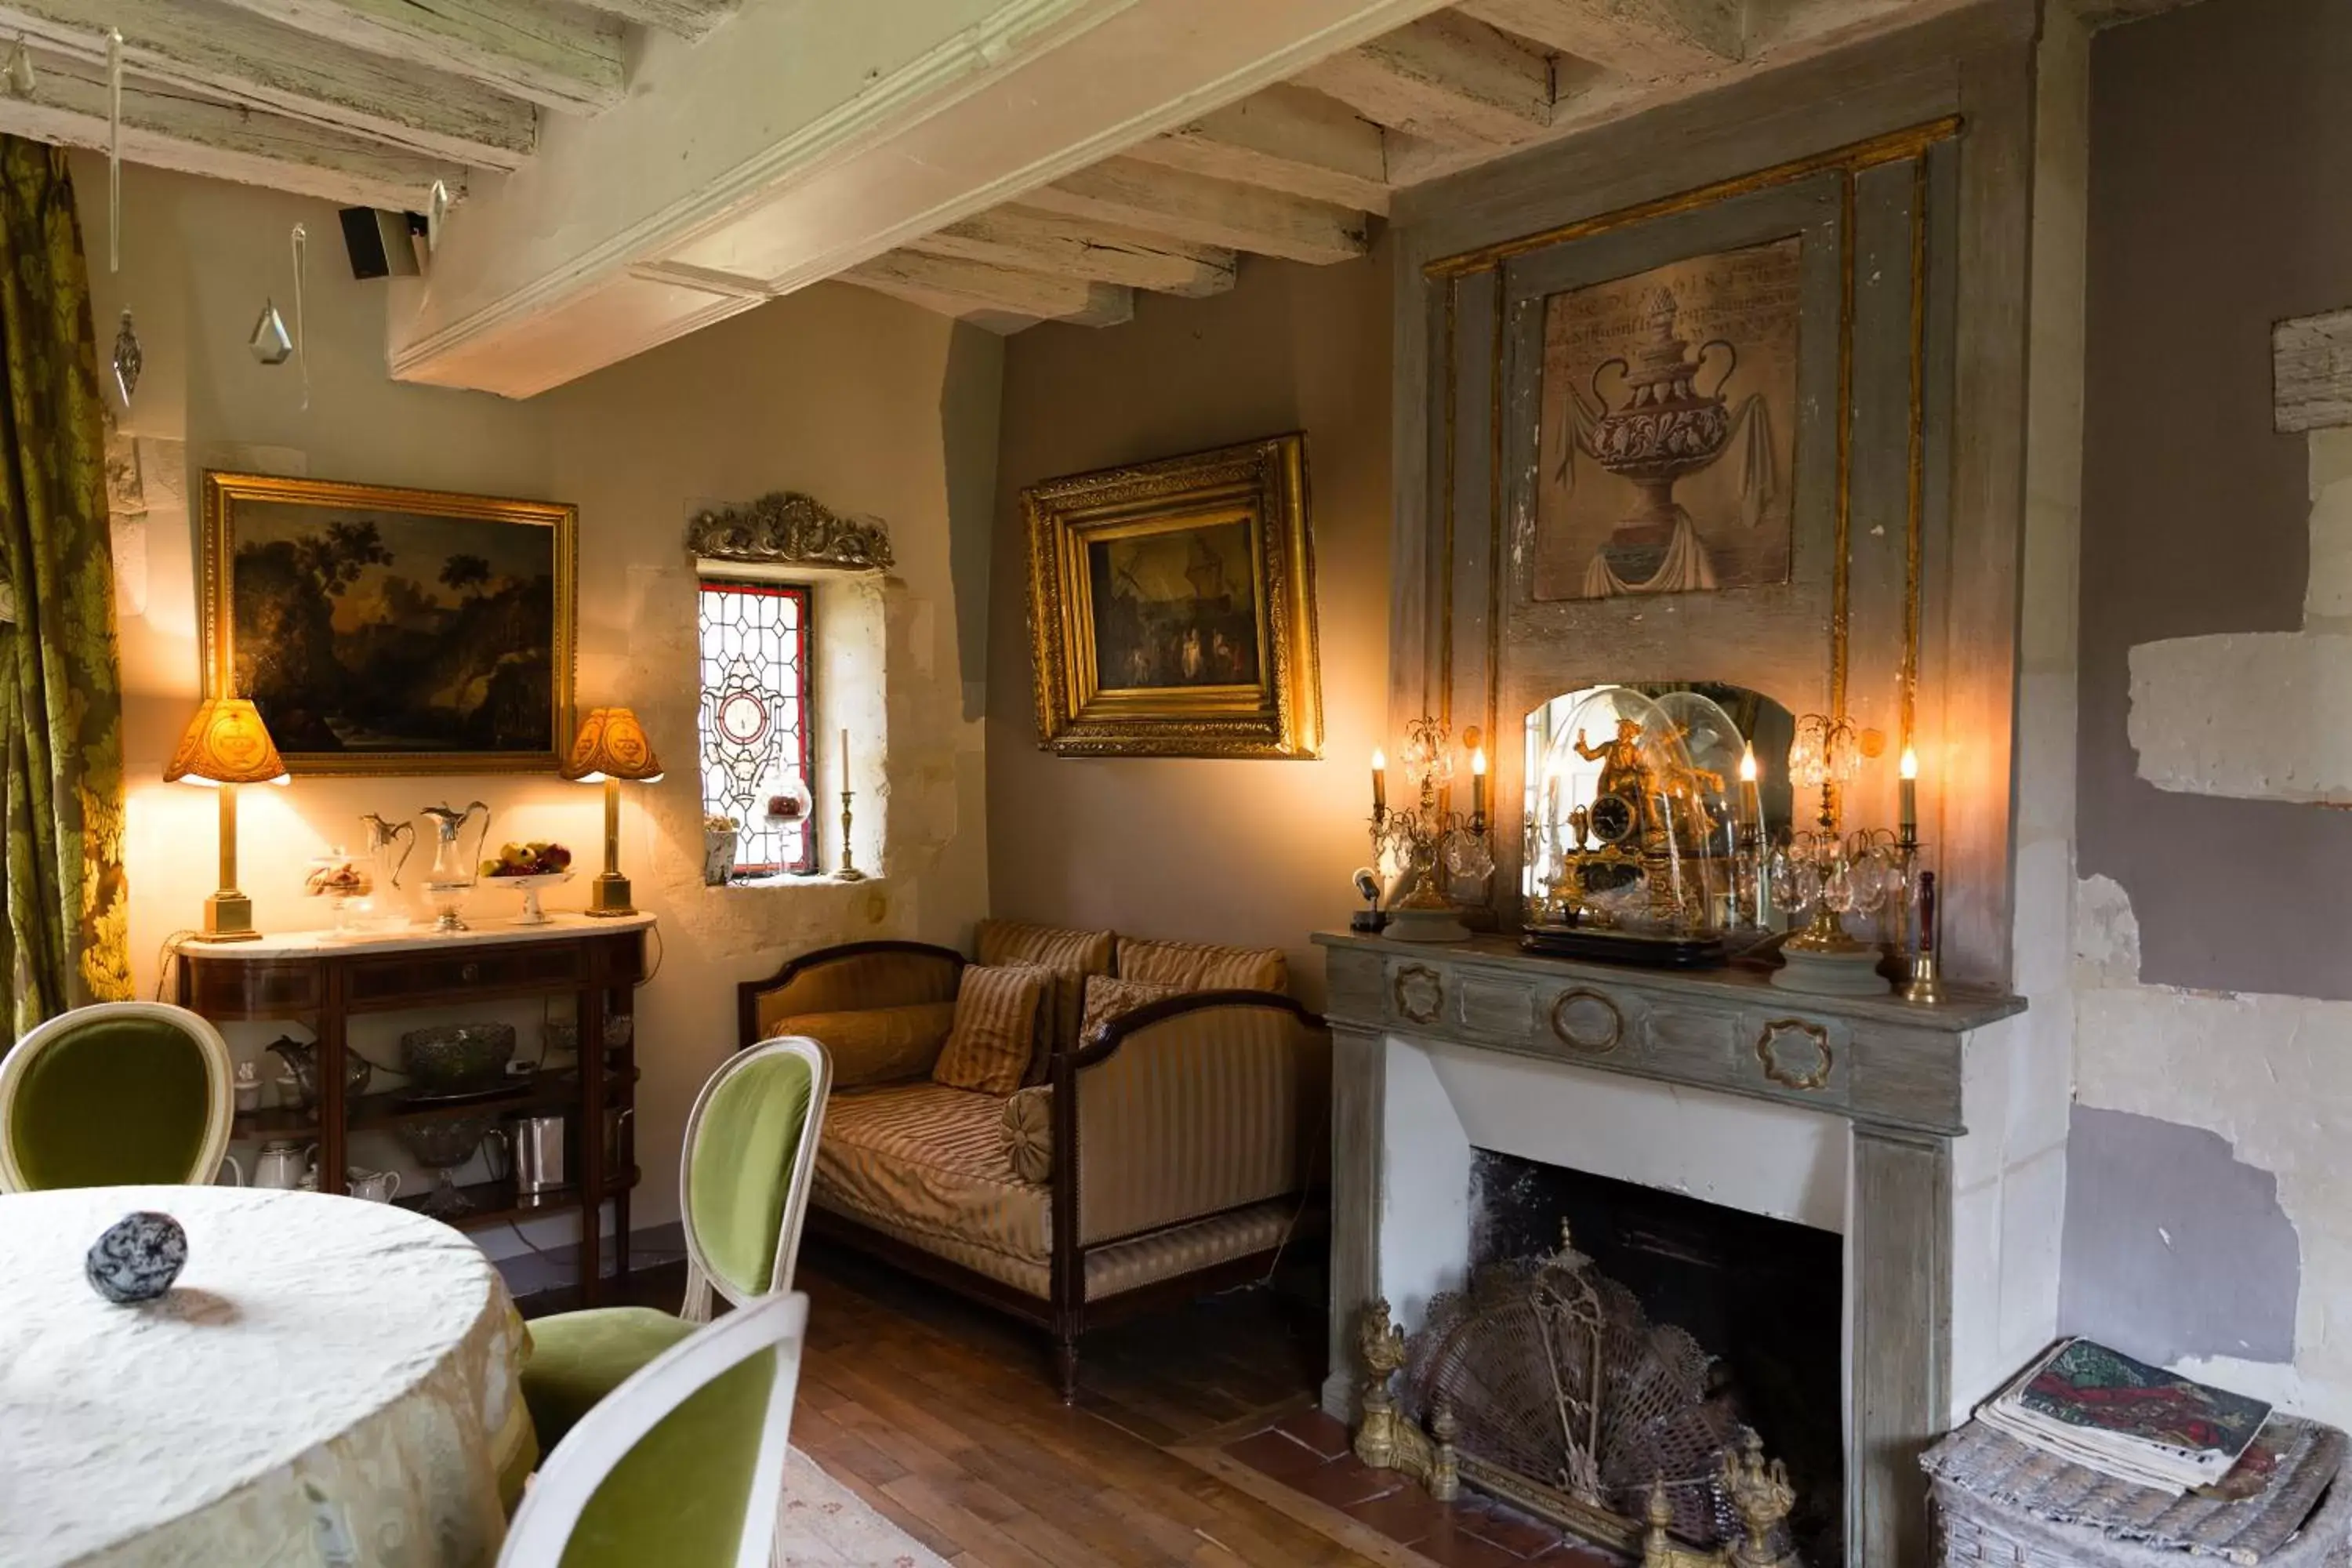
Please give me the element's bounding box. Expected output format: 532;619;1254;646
2073;873;2352;1425
2058;1105;2297;1364
2129;430;2352;804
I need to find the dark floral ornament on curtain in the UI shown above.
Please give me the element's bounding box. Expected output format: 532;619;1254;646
0;138;132;1031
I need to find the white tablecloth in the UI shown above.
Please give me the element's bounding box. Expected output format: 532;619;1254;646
0;1185;528;1568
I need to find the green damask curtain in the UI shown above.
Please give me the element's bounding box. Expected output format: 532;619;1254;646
0;138;130;1033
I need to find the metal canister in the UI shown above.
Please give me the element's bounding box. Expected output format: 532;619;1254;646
508;1114;569;1195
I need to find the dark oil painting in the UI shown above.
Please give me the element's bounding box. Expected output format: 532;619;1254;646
1086;518;1262;691
219;492;567;768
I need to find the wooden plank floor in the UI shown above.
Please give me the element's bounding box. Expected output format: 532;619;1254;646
530;1239;1379;1566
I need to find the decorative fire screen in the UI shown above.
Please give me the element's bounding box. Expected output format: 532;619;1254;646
1353;1228;1805;1568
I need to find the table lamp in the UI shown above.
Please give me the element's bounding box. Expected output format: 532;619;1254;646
165;697;289;942
562;706;662;917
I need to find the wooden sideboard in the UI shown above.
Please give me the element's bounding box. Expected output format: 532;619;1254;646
172;913;653;1305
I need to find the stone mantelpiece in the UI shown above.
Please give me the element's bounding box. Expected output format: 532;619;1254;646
1316;931;2028;1568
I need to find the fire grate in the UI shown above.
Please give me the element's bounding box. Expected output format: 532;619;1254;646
1352;1226;1808;1568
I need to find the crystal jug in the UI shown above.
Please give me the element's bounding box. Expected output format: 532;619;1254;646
418;801;492;932
357;812;416;927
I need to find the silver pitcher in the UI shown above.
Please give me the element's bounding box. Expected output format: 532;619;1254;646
509;1114;569;1196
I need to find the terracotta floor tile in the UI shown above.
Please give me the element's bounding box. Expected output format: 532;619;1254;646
1290;1456;1404;1510
1412;1532;1543;1568
1342;1486;1450;1546
1276;1406;1356;1459
1223;1426;1329;1483
1459;1504;1570;1557
1526;1545;1622;1566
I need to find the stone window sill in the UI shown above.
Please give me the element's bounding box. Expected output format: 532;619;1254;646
707;872;880;891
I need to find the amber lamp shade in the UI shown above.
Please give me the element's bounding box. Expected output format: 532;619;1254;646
562;707;662;917
167;699;289;942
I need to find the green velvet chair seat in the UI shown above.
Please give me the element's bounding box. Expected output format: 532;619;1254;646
557;1345;778;1568
522;1307;699;1453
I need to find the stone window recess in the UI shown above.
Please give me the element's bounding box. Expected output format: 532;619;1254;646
695;578;815;876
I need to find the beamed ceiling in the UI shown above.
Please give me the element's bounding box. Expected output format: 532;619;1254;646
19;0;2202;395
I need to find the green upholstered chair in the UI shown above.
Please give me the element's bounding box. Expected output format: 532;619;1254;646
499;1290;808;1568
521;1036;829;1453
0;1001;235;1193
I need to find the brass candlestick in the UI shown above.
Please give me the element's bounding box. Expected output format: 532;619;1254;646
836;786;866;881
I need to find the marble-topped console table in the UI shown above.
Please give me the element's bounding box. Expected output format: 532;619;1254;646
1315;931;2027;1568
173;913;654;1305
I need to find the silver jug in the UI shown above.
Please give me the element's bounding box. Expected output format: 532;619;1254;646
417;801;492;932
509;1114;568;1196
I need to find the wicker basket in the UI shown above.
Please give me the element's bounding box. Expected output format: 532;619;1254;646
1930;1440;2352;1568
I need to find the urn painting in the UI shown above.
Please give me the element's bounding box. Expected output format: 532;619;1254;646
1534;238;1801;600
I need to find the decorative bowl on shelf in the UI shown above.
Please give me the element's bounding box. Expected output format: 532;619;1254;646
540;1014;633;1058
399;1023;517;1096
487;869;572;925
396;1115;503;1217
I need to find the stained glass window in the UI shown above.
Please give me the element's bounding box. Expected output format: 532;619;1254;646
696;579;815;876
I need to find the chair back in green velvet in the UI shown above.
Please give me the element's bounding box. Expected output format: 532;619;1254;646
0;1002;234;1192
681;1036;830;1305
499;1291;809;1568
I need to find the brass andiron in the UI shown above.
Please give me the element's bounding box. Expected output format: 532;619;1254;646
1352;1300;1459;1501
1638;1436;1801;1568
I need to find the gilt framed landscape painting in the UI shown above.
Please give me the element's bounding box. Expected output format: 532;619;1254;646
1025;434;1321;759
199;472;576;775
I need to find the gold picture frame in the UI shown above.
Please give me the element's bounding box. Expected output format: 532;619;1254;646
1025;434;1322;759
200;471;577;775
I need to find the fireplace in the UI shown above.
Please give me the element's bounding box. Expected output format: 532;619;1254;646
1317;931;2049;1566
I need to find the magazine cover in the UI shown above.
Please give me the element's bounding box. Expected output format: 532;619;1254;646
2015;1339;2273;1461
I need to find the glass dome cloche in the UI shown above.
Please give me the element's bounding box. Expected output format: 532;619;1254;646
1521;684;1784;964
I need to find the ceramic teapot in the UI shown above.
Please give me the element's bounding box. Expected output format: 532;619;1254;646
253;1139;316;1191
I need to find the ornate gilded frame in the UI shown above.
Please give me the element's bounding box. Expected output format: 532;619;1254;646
1024;434;1322;759
200;470;577;775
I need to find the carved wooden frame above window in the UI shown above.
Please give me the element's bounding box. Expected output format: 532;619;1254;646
685;491;894;573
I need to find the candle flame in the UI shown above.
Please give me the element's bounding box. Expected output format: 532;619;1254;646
1372;748;1386;771
1899;745;1919;780
1738;742;1757;783
1471;746;1487;776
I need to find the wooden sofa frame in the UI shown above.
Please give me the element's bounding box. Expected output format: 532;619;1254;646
739;940;1327;1399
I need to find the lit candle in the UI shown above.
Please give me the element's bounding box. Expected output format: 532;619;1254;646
841;728;851;793
1371;749;1388;814
1738;741;1762;829
1470;746;1488;823
1898;744;1918;840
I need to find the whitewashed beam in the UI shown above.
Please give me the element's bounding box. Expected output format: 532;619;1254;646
0;0;535;170
1022;158;1368;265
567;0;738;39
393;0;1457;396
843;251;1134;328
212;0;624;114
906;205;1236;298
1294;10;1552;147
1127;83;1391;215
1456;0;1741;78
9;50;464;209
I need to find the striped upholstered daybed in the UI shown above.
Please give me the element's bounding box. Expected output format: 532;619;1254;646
736;920;1328;1397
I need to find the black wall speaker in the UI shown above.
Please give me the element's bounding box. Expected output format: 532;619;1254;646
338;208;423;280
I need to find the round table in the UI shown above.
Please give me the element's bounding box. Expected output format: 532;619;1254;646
0;1185;532;1568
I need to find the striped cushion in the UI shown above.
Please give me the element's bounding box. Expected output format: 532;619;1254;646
766;1004;953;1087
1115;936;1289;993
814;1083;1047;1261
976;920;1116;1078
931;964;1048;1095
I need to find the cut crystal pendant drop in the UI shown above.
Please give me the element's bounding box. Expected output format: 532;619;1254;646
249;299;293;365
110;308;140;406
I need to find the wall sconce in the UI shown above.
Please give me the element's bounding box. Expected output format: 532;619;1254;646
562;706;663;918
165;698;289;942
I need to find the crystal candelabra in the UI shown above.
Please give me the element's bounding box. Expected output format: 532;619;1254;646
1768;713;1897;995
1370;715;1492;944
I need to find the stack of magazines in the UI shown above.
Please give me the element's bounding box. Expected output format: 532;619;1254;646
1978;1338;2274;1494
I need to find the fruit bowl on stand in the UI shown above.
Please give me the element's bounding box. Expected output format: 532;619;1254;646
480;841;575;924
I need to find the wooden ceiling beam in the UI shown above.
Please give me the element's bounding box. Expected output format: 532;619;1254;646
1126;83;1392;216
1455;0;1742;78
906;205;1236;298
0;0;535;170
9;49;464;210
564;0;738;39
842;251;1134;328
211;0;623;114
1022;157;1369;266
1294;9;1553;147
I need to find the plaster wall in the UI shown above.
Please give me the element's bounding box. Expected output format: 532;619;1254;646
95;157;997;1250
984;252;1392;1007
2063;0;2352;1426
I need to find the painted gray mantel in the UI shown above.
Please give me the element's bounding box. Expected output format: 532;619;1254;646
1316;931;2025;1567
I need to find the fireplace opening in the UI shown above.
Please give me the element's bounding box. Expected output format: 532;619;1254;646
1468;1148;1846;1564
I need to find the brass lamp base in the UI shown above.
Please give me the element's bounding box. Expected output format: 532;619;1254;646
583;872;635;918
191;889;260;942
